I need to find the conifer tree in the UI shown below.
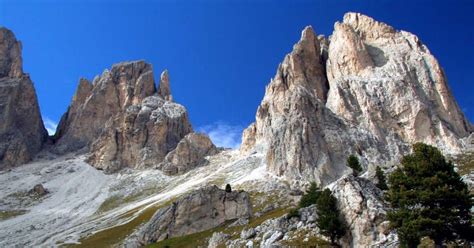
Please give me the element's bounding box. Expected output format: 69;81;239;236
225;183;232;193
375;166;388;190
347;155;362;176
316;188;346;246
387;143;473;247
299;182;321;208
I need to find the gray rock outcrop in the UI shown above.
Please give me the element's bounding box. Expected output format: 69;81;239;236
87;95;192;172
157;133;218;175
241;13;473;185
0;27;48;169
157;70;172;101
329;176;398;247
138;185;252;244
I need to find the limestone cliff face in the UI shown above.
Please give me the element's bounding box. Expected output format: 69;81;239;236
55;61;194;172
0;27;48;169
326;13;472;153
241;13;473;185
54;61;157;152
87;95;192;172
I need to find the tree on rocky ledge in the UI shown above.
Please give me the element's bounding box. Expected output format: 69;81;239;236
299;182;321;208
347;155;362;176
387;143;473;247
225;184;232;192
375;166;388;190
316;188;346;246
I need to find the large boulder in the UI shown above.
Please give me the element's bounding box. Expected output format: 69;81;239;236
138;185;252;244
0;27;48;169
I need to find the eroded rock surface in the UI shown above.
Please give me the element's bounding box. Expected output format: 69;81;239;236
87;96;192;172
0;27;48;169
157;133;218;175
241;13;473;185
329;176;398;247
54;61;194;172
54;61;158;152
138;185;252;244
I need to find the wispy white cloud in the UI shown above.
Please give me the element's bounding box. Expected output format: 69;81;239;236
197;122;244;149
43;117;58;136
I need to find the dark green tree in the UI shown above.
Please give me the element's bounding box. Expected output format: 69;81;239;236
387;143;473;247
299;182;321;208
375;166;388;190
225;184;232;193
316;188;346;246
347;155;362;176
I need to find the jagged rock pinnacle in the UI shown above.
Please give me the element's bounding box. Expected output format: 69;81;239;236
158;69;173;101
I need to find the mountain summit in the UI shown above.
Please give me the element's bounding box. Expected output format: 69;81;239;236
241;12;472;185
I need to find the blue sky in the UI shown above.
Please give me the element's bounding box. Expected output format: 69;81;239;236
1;0;473;148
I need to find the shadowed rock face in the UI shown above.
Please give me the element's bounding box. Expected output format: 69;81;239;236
138;185;252;244
241;13;473;185
158;132;218;175
0;27;48;169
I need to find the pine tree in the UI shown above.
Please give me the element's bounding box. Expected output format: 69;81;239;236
225;184;232;193
375;166;388;190
387;143;473;247
347;155;362;176
299;182;321;208
316;188;346;245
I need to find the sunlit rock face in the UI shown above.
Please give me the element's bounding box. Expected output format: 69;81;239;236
241;13;473;185
54;61;194;172
0;27;48;169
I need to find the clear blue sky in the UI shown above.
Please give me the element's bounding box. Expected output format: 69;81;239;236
1;0;473;147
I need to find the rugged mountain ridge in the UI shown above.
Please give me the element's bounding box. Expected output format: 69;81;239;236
0;27;48;169
241;12;473;185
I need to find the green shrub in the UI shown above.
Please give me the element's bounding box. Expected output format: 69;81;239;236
347;155;362;176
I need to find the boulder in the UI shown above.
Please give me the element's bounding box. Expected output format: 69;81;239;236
138;185;252;244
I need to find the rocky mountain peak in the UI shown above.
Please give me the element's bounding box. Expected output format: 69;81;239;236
0;27;23;78
158;69;173;101
241;12;473;185
53;60;157;152
342;12;396;41
0;27;48;169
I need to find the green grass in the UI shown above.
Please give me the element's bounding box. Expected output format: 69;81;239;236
96;186;165;214
451;152;474;176
75;200;174;248
0;209;28;221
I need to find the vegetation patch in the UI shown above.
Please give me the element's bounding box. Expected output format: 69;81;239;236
451;152;474;176
76;200;173;247
0;209;28;221
280;229;331;247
